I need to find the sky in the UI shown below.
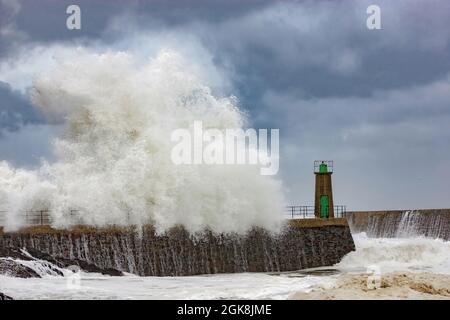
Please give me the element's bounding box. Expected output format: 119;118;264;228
0;0;449;211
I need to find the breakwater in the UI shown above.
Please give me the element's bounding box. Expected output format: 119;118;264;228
0;219;354;276
346;209;450;240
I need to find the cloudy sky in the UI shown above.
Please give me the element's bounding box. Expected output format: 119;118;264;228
1;0;449;210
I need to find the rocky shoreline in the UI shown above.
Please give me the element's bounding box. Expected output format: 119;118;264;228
1;244;125;300
0;245;123;278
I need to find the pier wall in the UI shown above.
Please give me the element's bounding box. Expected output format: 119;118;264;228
345;209;450;240
0;219;354;276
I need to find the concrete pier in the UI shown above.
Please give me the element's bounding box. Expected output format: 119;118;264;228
0;219;355;276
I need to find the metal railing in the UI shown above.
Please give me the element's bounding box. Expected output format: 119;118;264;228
285;206;315;219
0;205;349;227
0;210;81;227
285;205;347;219
314;160;333;173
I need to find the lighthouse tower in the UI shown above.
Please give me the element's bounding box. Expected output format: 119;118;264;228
314;161;334;219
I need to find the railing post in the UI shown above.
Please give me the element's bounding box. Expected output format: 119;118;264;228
285;204;347;220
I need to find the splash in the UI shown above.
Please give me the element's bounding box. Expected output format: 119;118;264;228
0;49;284;233
337;233;450;274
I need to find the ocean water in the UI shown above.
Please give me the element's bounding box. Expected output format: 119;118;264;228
1;233;449;300
337;233;450;275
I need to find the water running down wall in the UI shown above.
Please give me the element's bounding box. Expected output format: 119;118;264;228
0;220;354;276
345;209;450;240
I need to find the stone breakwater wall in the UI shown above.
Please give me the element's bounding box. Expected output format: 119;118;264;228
345;209;450;240
0;219;355;276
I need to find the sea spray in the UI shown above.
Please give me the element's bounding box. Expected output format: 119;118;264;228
337;233;450;274
0;49;284;233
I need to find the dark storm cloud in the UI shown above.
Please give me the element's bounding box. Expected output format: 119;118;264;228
0;0;26;57
0;122;59;168
10;0;123;42
271;75;450;210
6;0;450;100
96;0;450;115
201;0;450;101
1;0;450;208
1;0;273;50
0;81;44;132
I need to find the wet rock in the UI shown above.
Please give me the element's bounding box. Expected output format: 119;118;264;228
0;245;122;277
24;248;123;276
0;292;13;300
0;259;40;278
0;246;33;260
60;258;123;276
0;246;42;278
0;245;123;277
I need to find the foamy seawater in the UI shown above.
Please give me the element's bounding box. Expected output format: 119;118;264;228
336;233;450;275
0;272;333;300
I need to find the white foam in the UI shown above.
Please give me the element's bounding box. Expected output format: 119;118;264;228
0;272;329;300
337;233;450;274
0;49;284;234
